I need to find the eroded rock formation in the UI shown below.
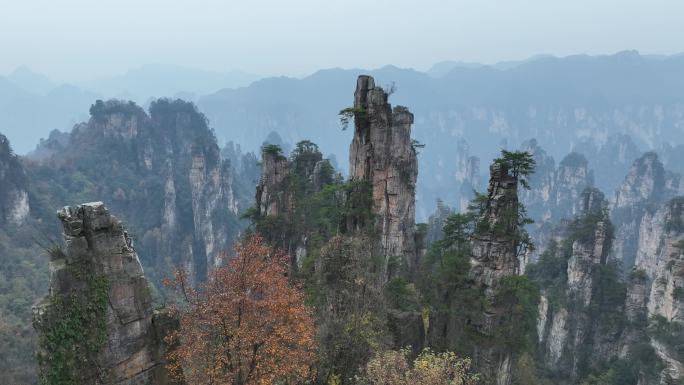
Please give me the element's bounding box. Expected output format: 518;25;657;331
349;75;418;275
535;188;620;380
468;161;521;385
255;147;291;218
30;99;241;282
0;134;29;224
522;140;595;265
612;152;668;269
254;141;336;267
470;162;521;293
33;202;179;385
631;197;684;382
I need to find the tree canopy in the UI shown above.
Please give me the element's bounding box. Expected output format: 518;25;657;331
164;236;317;385
495;150;536;189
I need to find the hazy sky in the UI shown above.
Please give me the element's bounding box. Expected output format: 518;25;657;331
1;0;682;82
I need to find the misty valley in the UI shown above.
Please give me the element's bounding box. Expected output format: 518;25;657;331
1;54;684;385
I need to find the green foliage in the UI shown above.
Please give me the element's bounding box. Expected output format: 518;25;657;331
581;342;664;385
411;139;425;155
492;276;540;353
262;143;286;160
398;159;417;189
494;150;536;189
309;237;390;384
673;286;684;301
629;269;649;280
525;241;569;307
384;277;419;311
513;352;552;385
89;99;141;121
419;212;488;353
36;262;110;385
338;107;366;130
440;212;475;250
648;315;684;362
0;224;51;384
586;261;628;333
527;206;614;310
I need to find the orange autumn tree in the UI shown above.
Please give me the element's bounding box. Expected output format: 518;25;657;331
164;235;317;385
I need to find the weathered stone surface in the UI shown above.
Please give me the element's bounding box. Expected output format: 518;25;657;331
630;197;684;382
0;133;29;225
31;100;240;282
33;202;179;385
255;149;291;218
470;162;520;296
454;139;482;212
254;141;337;267
535;188;623;380
612;152;669;269
425;199;455;247
468;161;520;385
522;141;595;264
349;75;418;275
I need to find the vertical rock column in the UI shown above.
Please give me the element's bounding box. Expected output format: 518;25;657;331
468;162;520;385
33;202;178;385
0;134;29;225
349;75;418;276
255;149;291;218
470;162;520;294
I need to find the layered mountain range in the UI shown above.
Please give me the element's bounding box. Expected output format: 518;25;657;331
4;52;684;220
0;67;683;384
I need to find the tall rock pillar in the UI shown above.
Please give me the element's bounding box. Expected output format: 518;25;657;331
33;202;179;385
349;75;418;276
469;161;520;385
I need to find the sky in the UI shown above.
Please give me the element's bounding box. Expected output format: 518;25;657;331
1;0;682;82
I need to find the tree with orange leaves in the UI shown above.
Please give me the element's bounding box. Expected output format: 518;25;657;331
164;235;317;385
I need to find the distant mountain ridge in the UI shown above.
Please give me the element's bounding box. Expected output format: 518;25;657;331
196;50;684;218
3;51;684;219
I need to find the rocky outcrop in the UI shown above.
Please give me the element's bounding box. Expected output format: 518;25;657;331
629;197;684;382
566;190;611;307
254;141;336;267
454;139;481;212
574;133;641;195
0;134;29;224
425;199;455;247
612;152;668;269
534;188;622;380
33;202;179;385
470;162;521;294
521;140;596;266
30;99;241;282
553;153;595;218
255;147;291;218
349;75;418;275
468;161;520;385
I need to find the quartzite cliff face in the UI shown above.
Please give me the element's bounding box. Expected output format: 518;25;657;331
349;75;418;275
631;197;684;382
521;140;595;267
0;134;29;224
534;189;620;380
33;202;178;385
468;161;521;385
254;141;336;267
30;99;243;283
